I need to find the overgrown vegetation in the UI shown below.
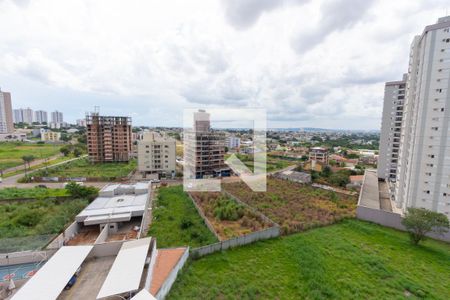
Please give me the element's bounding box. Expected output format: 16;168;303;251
168;219;450;299
147;186;218;248
224;178;357;234
25;157;136;180
0;198;88;239
191;192;271;240
0;187;69;200
64;182;99;200
402;208;450;245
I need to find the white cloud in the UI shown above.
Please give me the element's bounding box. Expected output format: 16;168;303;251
0;0;448;129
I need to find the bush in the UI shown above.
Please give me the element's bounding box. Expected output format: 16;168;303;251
213;197;245;221
65;182;98;199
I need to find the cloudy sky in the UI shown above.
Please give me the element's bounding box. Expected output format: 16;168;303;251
0;0;448;129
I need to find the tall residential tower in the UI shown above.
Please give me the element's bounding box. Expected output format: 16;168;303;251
0;89;14;133
392;16;450;218
378;74;406;184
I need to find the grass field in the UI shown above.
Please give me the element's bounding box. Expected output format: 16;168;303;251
147;185;218;248
224;178;357;234
0;142;61;170
0;187;69;200
168;219;450;300
190;192;271;240
29;157;136;179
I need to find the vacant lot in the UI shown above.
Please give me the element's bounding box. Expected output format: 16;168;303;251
0;187;68;200
227;154;294;173
147;186;218;248
224;178;356;234
29;158;136;179
190;192;271;240
168;220;450;300
0;197;88;239
0;142;61;170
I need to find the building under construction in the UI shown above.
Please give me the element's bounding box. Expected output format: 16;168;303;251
184;110;230;179
86;113;132;163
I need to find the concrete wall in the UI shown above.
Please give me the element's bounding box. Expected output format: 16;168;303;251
143;240;158;291
187;193;221;240
46;221;80;249
88;240;125;258
191;226;280;258
155;247;189;300
94;225;109;244
139;189;152;238
0;250;56;266
357;205;450;242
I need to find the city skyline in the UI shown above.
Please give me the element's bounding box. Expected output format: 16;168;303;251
1;0;449;129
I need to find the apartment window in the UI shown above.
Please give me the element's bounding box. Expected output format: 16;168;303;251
431;127;439;131
425;190;430;194
436;89;443;93
441;108;445;112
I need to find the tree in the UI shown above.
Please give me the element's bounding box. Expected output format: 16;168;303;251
65;182;98;199
60;133;71;142
22;155;35;176
73;148;82;157
402;208;449;245
321;165;332;178
60;146;71;157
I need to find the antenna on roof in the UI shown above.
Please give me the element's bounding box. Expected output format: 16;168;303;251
94;106;100;114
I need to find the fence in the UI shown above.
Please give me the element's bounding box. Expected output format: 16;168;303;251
187;193;221;240
191;226;280;258
356;205;450;242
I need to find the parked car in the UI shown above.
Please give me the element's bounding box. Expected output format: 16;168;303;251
37;184;47;188
65;275;77;290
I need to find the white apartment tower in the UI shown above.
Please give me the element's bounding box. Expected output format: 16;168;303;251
51;110;63;123
0;89;14;133
13;107;33;124
394;16;450;218
378;75;406;182
34;110;48;123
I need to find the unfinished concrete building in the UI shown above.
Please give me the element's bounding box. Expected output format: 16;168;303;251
184;110;230;179
86;113;132;162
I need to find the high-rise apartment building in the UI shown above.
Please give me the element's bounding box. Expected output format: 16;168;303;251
184;110;230;179
51;110;63;124
377;75;406;183
392;16;450;218
34;110;48;124
13;107;33;124
137;132;176;177
0;89;14;133
86;113;132;162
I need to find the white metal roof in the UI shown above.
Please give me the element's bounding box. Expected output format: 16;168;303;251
97;238;151;299
130;289;157;300
11;246;93;300
84;212;132;225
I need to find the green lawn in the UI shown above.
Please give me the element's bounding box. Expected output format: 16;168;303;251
148;185;218;248
168;220;450;300
0;142;61;170
226;154;295;172
0;187;69;200
29;157;136;179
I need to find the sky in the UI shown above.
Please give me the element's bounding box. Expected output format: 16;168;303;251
0;0;449;129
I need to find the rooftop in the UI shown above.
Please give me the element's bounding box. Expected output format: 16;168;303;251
150;248;187;296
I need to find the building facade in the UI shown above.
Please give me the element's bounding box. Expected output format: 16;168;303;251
86;113;132;162
137;132;176;177
51;110;64;124
184;110;230;179
377;75;406;182
34;110;48;124
308;147;329;165
394;16;450;218
227;135;241;149
13;107;33;124
41;129;61;142
0;89;14;133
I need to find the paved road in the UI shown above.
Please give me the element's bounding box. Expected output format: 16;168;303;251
0;155;109;189
1;154;63;175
